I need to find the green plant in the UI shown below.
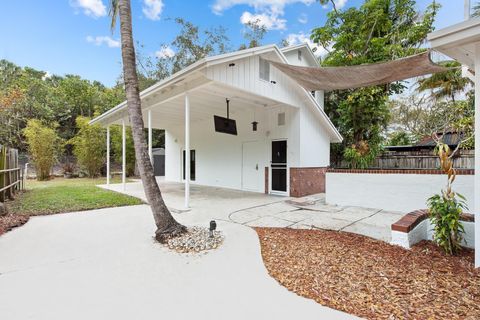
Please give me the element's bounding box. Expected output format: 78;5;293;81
23;119;61;181
69;116;105;177
427;144;468;255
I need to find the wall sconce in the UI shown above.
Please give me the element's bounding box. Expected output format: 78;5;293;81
252;121;258;131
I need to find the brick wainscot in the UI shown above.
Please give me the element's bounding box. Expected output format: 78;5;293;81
289;167;328;197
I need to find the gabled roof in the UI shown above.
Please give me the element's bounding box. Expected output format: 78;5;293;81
90;44;342;142
280;43;320;67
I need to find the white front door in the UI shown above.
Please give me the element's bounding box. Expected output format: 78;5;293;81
242;141;260;192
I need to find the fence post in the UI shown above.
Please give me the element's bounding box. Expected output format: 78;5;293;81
0;146;5;202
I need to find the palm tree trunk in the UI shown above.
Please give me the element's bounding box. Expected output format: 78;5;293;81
117;0;186;242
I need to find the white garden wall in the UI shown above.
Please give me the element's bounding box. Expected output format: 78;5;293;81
326;172;474;213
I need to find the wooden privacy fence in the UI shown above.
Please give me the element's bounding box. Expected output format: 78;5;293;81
0;145;24;203
333;150;474;170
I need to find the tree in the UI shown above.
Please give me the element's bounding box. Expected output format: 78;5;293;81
312;0;439;168
69;116;106;177
239;19;267;49
109;0;185;241
387;131;413;146
135;18;230;85
417;61;472;102
389;93;474;150
23;120;61;180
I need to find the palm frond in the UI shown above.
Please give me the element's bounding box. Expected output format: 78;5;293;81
109;0;119;33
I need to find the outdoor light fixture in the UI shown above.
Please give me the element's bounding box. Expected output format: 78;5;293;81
209;220;217;237
229;63;235;67
252;109;258;132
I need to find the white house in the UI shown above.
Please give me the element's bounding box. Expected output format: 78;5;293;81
90;44;342;206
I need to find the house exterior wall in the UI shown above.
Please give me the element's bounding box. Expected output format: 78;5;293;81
205;54;309;110
164;51;333;196
326;172;475;213
164;103;300;194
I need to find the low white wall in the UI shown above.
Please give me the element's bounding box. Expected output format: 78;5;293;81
392;220;475;249
326;173;474;213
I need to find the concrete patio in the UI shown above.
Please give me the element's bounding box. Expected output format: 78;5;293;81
102;179;404;242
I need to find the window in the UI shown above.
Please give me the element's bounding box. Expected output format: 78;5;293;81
298;50;302;61
259;57;270;82
278;112;286;126
182;150;196;181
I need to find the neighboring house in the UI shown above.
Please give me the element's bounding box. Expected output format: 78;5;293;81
386;131;466;152
90;44;342;198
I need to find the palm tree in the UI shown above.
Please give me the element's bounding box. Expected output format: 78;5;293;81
416;61;472;103
109;0;185;242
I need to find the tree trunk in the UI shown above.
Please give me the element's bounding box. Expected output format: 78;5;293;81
117;0;186;242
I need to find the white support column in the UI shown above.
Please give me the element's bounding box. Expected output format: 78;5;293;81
465;0;471;20
122;119;126;191
184;93;190;209
106;126;110;185
148;109;153;165
475;43;480;268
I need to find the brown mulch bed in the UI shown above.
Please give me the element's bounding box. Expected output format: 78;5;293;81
255;227;480;320
0;214;29;236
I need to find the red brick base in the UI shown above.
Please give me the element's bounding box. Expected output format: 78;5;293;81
264;167;269;194
289;167;328;197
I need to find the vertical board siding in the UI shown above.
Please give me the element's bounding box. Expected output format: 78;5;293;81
206;55;310;109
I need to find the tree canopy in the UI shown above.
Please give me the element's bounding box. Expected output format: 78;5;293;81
312;0;440;168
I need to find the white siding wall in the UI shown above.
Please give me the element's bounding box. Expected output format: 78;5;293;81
299;104;330;167
164;104;299;193
282;50;312;67
205;54;308;110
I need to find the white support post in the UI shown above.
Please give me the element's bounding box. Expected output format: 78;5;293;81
474;44;480;268
122;119;126;191
465;0;471;20
184;93;190;209
106;126;110;186
148;109;153;165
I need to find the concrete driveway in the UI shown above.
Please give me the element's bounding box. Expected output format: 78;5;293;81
0;181;358;320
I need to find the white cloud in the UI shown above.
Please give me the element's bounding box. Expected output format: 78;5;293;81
143;0;164;20
286;32;330;57
212;0;315;15
86;36;120;48
155;46;175;59
298;13;308;24
322;0;348;9
70;0;107;18
213;0;316;30
240;11;286;30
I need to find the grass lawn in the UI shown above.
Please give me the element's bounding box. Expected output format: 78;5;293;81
6;177;144;216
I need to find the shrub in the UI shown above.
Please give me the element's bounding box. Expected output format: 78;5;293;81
69;116;105;178
23;119;61;180
427;143;468;255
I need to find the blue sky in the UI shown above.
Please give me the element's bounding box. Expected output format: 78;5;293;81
0;0;465;87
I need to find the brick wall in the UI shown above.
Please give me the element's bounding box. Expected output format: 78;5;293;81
328;168;474;175
290;167;328;197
